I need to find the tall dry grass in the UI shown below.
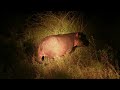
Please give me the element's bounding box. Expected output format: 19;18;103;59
11;11;120;79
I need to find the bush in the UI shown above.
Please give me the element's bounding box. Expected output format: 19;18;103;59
1;11;119;79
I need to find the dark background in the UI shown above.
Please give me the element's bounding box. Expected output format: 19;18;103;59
1;0;120;50
0;0;120;77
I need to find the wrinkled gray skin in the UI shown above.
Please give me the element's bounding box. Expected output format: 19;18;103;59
37;32;89;63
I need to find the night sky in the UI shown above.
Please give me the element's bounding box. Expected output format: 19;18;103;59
1;0;120;50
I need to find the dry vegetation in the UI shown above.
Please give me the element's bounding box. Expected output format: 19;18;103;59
1;11;119;79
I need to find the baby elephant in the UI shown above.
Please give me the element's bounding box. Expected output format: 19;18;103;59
37;32;89;63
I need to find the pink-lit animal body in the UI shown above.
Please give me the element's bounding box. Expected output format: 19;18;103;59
37;32;89;63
